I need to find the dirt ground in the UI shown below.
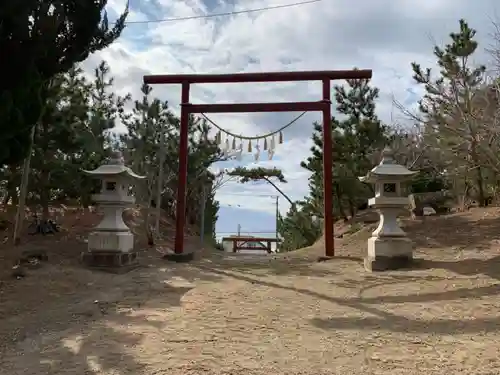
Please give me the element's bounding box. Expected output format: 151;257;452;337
1;208;500;374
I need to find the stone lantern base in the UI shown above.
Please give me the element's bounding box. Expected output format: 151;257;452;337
364;236;413;272
81;251;139;273
81;230;139;273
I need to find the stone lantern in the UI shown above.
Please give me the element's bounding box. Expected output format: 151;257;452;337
359;147;417;272
81;151;146;272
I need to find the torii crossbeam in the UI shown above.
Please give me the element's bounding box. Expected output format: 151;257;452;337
143;69;373;259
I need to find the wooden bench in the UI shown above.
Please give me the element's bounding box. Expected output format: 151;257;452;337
221;236;280;254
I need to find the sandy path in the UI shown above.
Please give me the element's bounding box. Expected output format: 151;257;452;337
1;243;500;375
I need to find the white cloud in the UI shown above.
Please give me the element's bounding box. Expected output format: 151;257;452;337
84;0;498;220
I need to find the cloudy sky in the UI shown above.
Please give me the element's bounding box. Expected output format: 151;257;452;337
85;0;499;238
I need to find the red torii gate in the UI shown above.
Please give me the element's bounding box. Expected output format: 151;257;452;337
143;69;372;260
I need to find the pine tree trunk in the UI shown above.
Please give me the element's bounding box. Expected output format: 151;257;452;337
13;125;36;245
40;169;50;219
5;166;19;205
333;183;347;221
2;193;11;206
475;166;486;206
470;141;486;206
81;193;92;208
262;177;294;205
143;180;154;246
10;189;18;205
39;119;52;219
155;134;166;235
347;196;356;218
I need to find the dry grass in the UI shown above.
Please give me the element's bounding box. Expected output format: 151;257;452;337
1;208;500;374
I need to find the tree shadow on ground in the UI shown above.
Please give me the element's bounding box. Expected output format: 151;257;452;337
336;273;457;294
1;283;194;374
0;251;217;375
213;260;341;277
412;256;500;281
46;282;195;373
199;254;362;278
405;213;500;251
33;326;147;375
310;313;500;335
196;264;500;336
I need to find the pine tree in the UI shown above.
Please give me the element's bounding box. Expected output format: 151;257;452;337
300;75;387;220
29;67;89;217
22;62;130;215
277;204;322;252
412;19;487;205
71;61;130;206
121;83;177;202
0;0;129;166
227;166;294;205
279;75;388;250
120;85;221;243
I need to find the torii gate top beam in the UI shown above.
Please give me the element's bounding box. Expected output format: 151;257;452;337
143;69;372;85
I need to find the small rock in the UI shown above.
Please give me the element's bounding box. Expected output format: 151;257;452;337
26;259;41;270
20;248;48;265
11;265;26;279
423;206;437;216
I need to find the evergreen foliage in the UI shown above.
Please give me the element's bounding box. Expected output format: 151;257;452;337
0;0;129;166
277;20;500;251
0;61;221;244
227;166;294;205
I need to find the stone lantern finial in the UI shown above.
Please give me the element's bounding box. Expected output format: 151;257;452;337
108;150;125;166
380;147;396;165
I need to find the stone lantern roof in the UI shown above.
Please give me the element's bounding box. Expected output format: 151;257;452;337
83;151;146;180
359;147;416;183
